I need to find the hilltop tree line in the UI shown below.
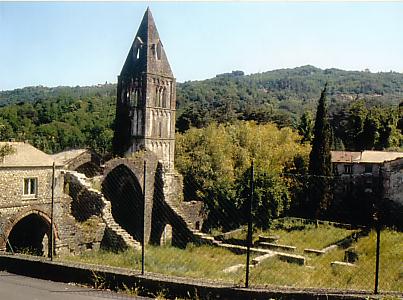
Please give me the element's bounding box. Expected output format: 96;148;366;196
0;84;116;154
0;66;402;155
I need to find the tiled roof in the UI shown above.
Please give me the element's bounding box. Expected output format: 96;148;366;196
331;151;361;163
331;150;403;164
360;151;403;163
51;149;88;166
0;142;62;167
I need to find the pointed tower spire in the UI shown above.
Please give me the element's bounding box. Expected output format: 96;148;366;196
113;8;176;170
120;8;173;78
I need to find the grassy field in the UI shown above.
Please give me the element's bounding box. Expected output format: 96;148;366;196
61;244;248;285
59;224;403;292
226;222;359;252
250;229;402;291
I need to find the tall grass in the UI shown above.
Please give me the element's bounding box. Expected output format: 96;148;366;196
61;244;247;285
59;228;402;292
250;229;402;292
226;221;358;252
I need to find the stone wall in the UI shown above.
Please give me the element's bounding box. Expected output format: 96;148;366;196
0;167;63;207
382;158;403;206
0;166;105;255
381;158;403;228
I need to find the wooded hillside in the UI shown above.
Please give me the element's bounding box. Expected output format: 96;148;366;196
0;65;402;154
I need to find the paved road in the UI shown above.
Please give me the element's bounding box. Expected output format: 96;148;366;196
0;271;152;300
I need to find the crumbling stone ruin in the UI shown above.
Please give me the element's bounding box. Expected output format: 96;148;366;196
0;8;207;257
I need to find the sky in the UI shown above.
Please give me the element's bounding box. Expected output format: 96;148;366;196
1;2;403;91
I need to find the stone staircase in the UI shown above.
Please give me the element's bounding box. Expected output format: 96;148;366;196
67;169;219;249
101;200;141;250
161;174;221;246
66;171;141;250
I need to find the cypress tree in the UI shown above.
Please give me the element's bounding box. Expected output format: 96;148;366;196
308;84;332;218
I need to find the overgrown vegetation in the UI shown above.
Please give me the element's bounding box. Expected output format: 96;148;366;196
0;84;115;154
250;229;402;291
0;143;15;160
59;223;402;292
176;121;310;231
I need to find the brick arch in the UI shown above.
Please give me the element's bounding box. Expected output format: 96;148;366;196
0;208;58;252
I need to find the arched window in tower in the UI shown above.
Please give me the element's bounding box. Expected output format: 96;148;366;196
155;86;160;107
162;87;168;108
159;121;162;138
137;89;141;106
130;88;139;106
121;90;126;104
156;41;162;60
134;36;143;60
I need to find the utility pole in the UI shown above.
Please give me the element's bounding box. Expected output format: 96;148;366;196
141;160;146;275
50;161;55;261
245;160;254;288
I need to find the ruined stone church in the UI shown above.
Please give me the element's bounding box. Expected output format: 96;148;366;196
0;8;208;256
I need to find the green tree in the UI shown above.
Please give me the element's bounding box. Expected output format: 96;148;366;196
359;113;379;150
0;144;15;160
175;121;310;230
297;111;314;143
308;84;332;218
398;102;403;135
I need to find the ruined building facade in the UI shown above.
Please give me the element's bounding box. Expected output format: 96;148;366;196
106;8;204;247
113;8;176;170
0;9;206;257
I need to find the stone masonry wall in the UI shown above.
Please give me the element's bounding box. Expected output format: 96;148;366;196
0;167;105;255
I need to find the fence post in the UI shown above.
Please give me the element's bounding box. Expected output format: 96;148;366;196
245;160;254;288
374;164;384;294
50;161;55;261
141;160;146;275
374;219;381;294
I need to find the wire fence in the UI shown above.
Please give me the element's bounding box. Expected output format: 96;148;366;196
0;159;402;297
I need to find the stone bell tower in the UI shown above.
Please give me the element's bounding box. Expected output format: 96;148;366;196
113;8;176;170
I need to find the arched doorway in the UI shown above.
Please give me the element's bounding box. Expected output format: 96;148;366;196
160;224;172;246
102;164;143;241
7;213;52;257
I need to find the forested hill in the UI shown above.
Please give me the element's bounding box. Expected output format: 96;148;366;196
0;65;402;154
176;65;403;129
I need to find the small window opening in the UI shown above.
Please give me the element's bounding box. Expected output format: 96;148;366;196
162;87;167;108
136;48;140;59
23;178;38;197
156;42;162;60
159;121;163;138
344;164;353;174
364;164;373;174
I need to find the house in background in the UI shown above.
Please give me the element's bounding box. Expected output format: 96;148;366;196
331;150;403;226
331;150;403;177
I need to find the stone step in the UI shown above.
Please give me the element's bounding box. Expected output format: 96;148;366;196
304;248;326;256
68;171;140;250
258;242;296;252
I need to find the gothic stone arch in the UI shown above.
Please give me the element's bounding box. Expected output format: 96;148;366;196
1;209;58;257
67;150;102;178
102;152;158;244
